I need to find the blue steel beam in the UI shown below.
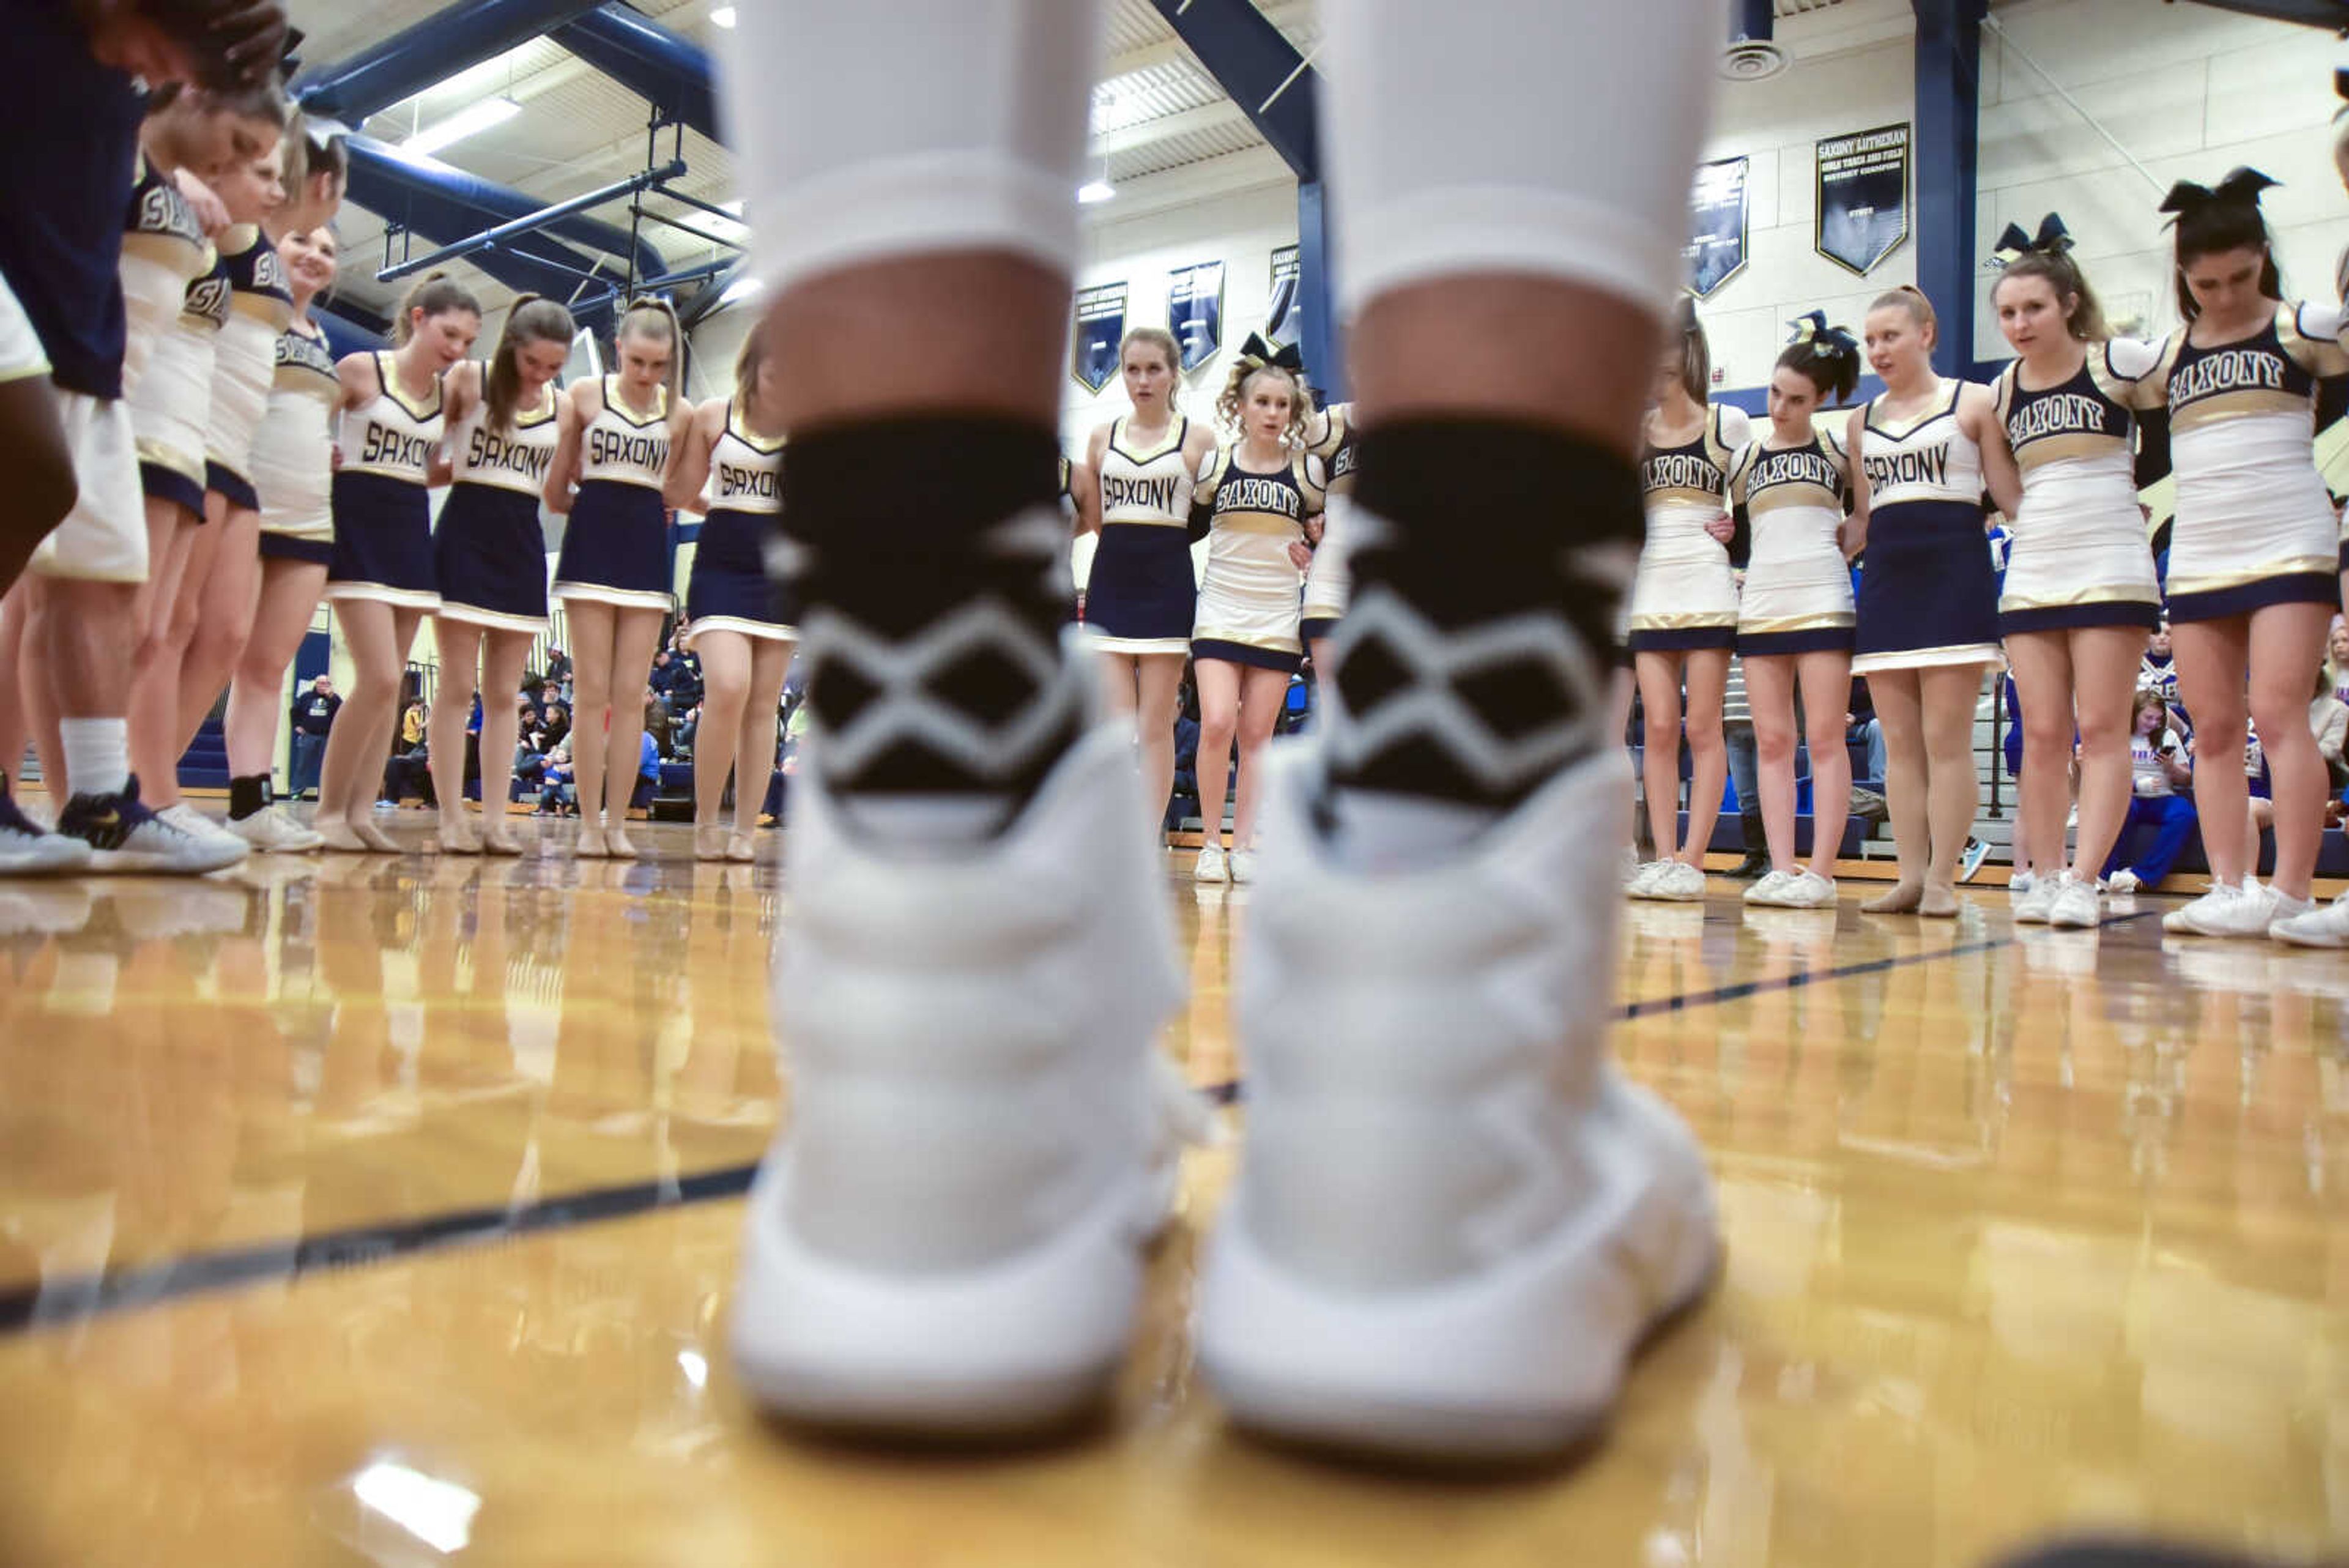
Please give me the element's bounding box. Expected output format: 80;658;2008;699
551;3;722;141
1146;0;1340;398
1912;0;1987;378
292;0;603;120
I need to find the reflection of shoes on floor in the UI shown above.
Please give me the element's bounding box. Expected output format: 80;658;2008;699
1197;746;1719;1464
103;882;251;939
731;725;1183;1438
0;885;95;936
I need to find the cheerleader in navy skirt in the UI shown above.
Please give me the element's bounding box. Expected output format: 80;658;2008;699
667;331;793;863
544;299;691;860
1627;300;1749;904
1986;221;2165;931
1186;344;1323;886
223;122;349;855
1732;316;1863;910
426;297;574;856
1076;326;1216;836
1846;286;2024;917
316;273;482;853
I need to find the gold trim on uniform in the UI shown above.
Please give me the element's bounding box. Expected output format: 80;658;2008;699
2172;388;2317;431
1998;583;2160;612
725;400;782;453
231;292;294;329
1193;622;1302;656
2166;557;2336;598
1109;414;1186;464
136;435;204;484
1629;609;1740;631
2012;430;2128;470
375;351;444;422
1214;510;1305;538
122;230;206;270
1740;610;1855;634
1748;483;1841;515
1852;641;2005;674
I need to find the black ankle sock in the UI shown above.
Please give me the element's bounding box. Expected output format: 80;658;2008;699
229;774;269;820
1330;420;1642;810
781;415;1079;812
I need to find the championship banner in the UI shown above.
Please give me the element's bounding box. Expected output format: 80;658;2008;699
1266;244;1303;349
1816;122;1910;277
1071;281;1127;394
1168;260;1225;373
1685;155;1750;298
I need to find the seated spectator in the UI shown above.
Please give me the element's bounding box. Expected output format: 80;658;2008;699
2329;619;2349;708
631;729;661;812
535;700;571;754
382;706;435;808
538;743;576;816
674;702;700;759
2140;621;2183;732
644;688;673;759
1846;675;1884;786
2102;689;2196;894
2310;661;2349;788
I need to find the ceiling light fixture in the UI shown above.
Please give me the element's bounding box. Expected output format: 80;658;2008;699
399;95;521;158
710;5;737;24
1077;178;1116;205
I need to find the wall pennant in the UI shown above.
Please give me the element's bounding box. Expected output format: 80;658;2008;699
1685;155;1750;299
1815;122;1910;277
1071;281;1129;395
1168;261;1226;373
1265;245;1302;350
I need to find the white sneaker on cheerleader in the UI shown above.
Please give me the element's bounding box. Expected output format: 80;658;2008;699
1742;869;1794;906
2046;873;2100;931
1649;859;1707;902
1625;858;1669;898
226;804;325;853
729;724;1184;1438
1778;868;1838;908
1228;848;1257;885
1194;845;1229;884
2163;880;2292;938
2271;892;2349;948
2011;876;2058;924
1196;747;1719;1464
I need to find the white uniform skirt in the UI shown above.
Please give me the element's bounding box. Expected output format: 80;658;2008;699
1998;461;2160;635
2165;415;2337;623
1299;490;1355;637
1737;502;1855;656
1628;501;1737;652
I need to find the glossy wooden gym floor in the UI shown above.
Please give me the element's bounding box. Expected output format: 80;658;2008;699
0;817;2342;1567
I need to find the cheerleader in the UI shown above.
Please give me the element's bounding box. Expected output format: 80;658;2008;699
140;122;295;836
118;84;286;833
1186;341;1322;884
2141;172;2349;943
665;332;793;863
1075;327;1215;834
544;299;691;860
426;297;576;855
316;272;481;853
1731;315;1861;909
1987;218;2165;931
221;124;349;852
1845;286;2023;917
1299;397;1357;675
1627;300;1748;902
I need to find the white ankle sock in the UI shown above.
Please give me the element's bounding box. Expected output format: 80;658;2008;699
60;718;129;798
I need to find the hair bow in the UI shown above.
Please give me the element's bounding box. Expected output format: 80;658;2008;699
1237;331;1304;375
277;26;305;83
2159;166;2279;217
1786;310;1858;357
1991;212;2071;268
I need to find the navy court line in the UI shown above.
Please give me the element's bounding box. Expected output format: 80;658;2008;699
0;908;2156;1335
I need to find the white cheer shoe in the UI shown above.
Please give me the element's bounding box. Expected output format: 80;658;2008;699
729;722;1186;1436
1196;745;1720;1463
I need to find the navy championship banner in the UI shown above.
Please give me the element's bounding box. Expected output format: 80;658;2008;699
1071;281;1128;394
1815;122;1910;277
1168;261;1225;373
1685;155;1750;299
1266;245;1302;349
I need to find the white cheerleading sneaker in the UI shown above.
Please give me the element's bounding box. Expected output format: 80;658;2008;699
1625;858;1668;897
1228;848;1258;885
2008;869;2037;898
1194;844;1229;884
2011;876;2058;924
729;723;1185;1437
1649;858;1707;902
2163;880;2295;938
226;804;325;853
1196;746;1720;1464
1778;868;1838;908
157;803;243;849
2270;892;2349;948
1742;869;1795;906
2046;874;2100;931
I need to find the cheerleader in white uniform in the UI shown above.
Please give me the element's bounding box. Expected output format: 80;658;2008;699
1186;345;1323;884
544;299;692;860
1846;285;2024;918
140;135;291;834
426;297;574;856
2143;173;2349;942
666;330;795;863
1075;326;1215;834
316;273;482;853
1733;316;1861;910
221;124;350;852
1986;220;2166;931
1628;301;1748;903
1299;398;1357;675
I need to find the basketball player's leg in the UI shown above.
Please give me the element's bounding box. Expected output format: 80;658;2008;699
722;0;1184;1438
1195;0;1724;1462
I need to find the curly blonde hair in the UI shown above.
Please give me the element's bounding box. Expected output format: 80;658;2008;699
1215;361;1315;444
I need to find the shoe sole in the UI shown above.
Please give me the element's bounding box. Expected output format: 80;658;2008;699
1197;1085;1720;1468
731;1166;1152;1441
0;849;94;876
2271;924;2349;948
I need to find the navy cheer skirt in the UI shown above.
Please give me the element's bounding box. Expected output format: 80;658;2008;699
553;479;672;610
686;507;796;636
1854;500;2003;674
436;482;549;632
1086;522;1196;652
325;471;438;608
